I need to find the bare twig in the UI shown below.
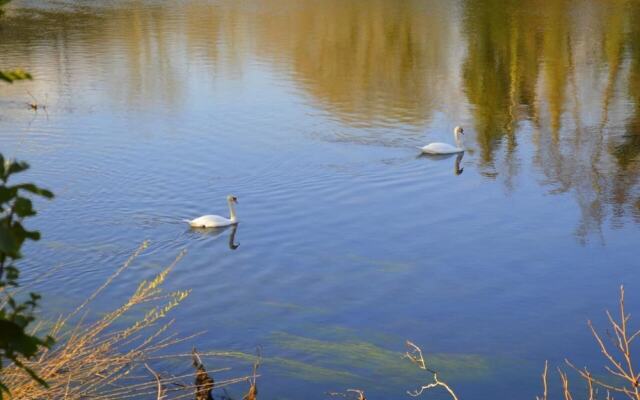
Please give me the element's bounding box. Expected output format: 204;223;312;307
346;389;366;400
404;340;459;400
536;360;548;400
558;368;573;400
563;285;639;400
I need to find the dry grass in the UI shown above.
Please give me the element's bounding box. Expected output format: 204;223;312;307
337;286;638;400
0;242;255;399
538;285;640;400
399;286;639;400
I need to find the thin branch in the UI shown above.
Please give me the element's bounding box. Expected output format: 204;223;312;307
144;363;164;400
558;368;574;400
536;360;549;400
404;340;458;400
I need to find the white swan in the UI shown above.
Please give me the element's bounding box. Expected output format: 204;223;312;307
186;195;238;228
420;126;465;154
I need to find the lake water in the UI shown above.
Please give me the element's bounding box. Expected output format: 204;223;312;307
1;0;640;398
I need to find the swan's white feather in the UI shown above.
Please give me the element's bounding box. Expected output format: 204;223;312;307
188;215;235;228
186;195;238;228
421;142;464;154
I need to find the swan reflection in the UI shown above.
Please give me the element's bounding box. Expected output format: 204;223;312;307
454;152;464;175
418;151;465;176
188;223;240;250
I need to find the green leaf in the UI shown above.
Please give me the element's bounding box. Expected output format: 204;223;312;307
0;186;17;203
0;69;33;84
0;320;45;357
0;220;42;259
14;183;53;199
13;197;35;218
22;228;41;241
5;265;19;285
12;220;40;244
0;226;19;256
6;160;29;176
0;152;52;392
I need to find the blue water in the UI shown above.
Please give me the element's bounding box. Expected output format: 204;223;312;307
1;0;639;398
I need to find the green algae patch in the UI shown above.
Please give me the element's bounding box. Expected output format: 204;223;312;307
301;324;400;345
268;356;358;383
262;301;329;315
269;332;490;384
341;254;415;273
213;351;358;383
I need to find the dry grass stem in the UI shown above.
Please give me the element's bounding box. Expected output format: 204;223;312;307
242;347;261;400
0;244;253;399
145;363;165;400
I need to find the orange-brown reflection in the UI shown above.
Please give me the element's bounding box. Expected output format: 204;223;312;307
1;0;639;239
250;0;457;127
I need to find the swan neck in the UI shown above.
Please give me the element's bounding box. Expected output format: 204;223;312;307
228;199;237;222
454;132;464;148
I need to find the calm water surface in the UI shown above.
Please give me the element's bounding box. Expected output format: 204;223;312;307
1;0;640;398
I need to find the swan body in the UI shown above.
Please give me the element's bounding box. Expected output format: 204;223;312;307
421;126;465;154
189;215;234;228
186;195;238;228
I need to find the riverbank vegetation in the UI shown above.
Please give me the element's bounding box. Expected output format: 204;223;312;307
0;155;55;397
392;286;640;400
0;242;258;399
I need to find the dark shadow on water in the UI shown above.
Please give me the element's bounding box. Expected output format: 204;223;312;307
187;224;240;250
417;152;465;176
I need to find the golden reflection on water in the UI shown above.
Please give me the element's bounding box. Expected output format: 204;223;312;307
1;0;639;238
251;0;459;126
458;0;640;238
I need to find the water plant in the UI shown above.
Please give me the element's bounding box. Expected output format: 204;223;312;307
0;155;54;398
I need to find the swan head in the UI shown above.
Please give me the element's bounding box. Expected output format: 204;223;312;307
454;126;464;135
227;195;238;204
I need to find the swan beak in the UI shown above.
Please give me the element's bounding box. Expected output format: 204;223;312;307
233;197;238;203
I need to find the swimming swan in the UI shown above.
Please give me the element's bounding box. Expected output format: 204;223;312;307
186;195;238;228
420;126;465;154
